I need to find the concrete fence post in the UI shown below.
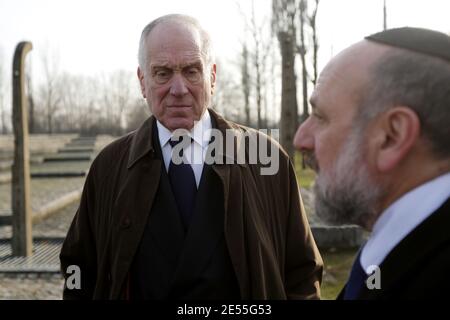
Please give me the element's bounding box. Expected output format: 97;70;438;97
11;41;33;257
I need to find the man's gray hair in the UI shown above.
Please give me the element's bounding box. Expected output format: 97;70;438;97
357;49;450;158
138;14;215;72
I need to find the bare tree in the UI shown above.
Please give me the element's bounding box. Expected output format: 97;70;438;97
383;0;387;30
250;1;263;128
57;73;92;132
99;70;134;135
268;36;280;128
272;0;298;159
272;0;321;158
309;0;320;87
213;59;244;122
298;0;309;118
237;0;272;129
126;97;150;132
241;43;251;126
40;47;61;134
297;0;320;117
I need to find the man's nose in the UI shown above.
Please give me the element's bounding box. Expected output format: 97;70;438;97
169;73;189;96
293;117;314;152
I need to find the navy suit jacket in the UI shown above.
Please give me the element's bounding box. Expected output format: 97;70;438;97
338;196;450;299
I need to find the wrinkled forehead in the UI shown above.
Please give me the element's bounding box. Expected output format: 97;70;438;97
311;41;391;108
146;21;203;56
323;40;390;85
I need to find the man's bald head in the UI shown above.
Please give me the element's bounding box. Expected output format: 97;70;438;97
312;40;390;110
138;14;214;73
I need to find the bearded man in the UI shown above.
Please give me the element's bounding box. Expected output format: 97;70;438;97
294;27;450;299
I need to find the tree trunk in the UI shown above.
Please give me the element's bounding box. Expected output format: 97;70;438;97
299;0;309;118
311;0;320;86
278;31;298;159
255;59;262;128
241;44;251;126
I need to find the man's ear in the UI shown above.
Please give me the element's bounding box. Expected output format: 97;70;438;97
210;63;217;95
137;67;146;98
374;106;421;172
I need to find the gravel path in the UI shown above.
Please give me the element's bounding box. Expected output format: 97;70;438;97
0;274;64;300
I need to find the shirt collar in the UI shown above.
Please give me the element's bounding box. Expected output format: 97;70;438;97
156;109;212;149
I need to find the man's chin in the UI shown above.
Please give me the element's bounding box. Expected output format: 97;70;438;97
165;118;195;131
313;186;363;227
314;196;373;229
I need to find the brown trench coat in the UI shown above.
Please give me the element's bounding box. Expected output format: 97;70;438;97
60;109;323;299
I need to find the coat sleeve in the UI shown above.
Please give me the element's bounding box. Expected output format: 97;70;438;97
284;159;323;299
59;164;98;299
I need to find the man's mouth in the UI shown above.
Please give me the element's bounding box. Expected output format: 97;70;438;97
168;105;191;109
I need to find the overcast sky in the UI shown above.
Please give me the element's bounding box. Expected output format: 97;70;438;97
1;0;449;85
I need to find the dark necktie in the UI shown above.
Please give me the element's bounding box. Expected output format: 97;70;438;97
168;137;197;229
343;250;367;300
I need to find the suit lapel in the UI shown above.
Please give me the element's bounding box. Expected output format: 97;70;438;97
109;117;163;298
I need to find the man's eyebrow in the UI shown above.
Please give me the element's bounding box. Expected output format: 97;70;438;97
150;63;170;69
150;60;203;69
182;61;203;68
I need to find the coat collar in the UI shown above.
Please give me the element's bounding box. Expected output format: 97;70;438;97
127;116;155;169
127;108;247;170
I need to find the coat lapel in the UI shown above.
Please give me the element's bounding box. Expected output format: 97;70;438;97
110;156;161;298
109;117;162;298
209;109;251;298
215;163;251;299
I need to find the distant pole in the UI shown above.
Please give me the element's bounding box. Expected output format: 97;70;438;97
383;0;387;30
11;41;33;257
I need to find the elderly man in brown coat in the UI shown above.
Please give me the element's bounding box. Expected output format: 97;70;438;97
60;14;322;300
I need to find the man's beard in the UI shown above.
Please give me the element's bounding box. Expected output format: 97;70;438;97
308;130;381;228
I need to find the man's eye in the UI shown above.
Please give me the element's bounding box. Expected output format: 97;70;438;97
154;69;172;83
184;67;201;81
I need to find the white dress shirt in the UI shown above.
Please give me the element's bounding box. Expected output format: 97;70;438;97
156;110;212;187
360;172;450;273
